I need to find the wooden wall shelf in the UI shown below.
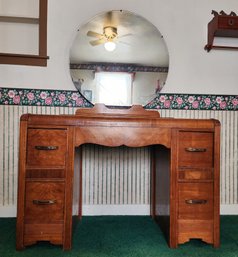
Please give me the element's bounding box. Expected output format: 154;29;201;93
0;0;48;66
0;53;49;66
0;16;39;24
205;10;238;52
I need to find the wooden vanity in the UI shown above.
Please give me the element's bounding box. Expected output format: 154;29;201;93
16;104;220;250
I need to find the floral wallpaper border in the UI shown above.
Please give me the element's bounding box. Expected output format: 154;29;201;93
0;87;93;108
70;62;169;73
145;94;238;111
0;87;237;111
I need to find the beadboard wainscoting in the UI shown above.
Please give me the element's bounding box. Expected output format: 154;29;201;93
0;105;237;216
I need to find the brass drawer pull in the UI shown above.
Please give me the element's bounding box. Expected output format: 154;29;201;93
33;199;56;205
185;147;207;152
35;146;59;150
185;199;207;205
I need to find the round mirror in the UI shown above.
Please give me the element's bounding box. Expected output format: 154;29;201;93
70;10;169;106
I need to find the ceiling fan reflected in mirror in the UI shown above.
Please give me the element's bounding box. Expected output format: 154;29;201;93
87;25;132;52
70;9;170;106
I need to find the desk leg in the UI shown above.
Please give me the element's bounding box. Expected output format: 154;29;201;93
78;147;83;219
151;146;156;218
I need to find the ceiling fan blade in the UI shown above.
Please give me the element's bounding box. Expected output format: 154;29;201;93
118;33;133;39
117;40;131;46
87;30;103;38
89;38;107;46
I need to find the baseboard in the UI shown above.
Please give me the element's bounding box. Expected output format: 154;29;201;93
82;204;238;216
0;206;16;217
81;204;151;216
1;204;238;217
220;204;238;215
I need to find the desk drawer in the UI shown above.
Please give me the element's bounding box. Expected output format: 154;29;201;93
178;182;213;220
26;128;67;167
178;131;213;168
25;181;65;223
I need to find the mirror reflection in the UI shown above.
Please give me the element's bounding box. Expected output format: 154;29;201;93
70;10;169;106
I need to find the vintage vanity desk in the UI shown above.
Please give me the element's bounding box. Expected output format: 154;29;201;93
16;104;220;250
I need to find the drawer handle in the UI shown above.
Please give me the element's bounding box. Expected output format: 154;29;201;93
185;147;207;152
185;199;207;205
33;199;56;205
35;146;59;150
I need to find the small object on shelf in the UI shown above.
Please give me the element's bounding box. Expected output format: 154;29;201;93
204;10;238;52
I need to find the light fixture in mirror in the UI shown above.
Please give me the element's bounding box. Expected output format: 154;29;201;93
70;10;169;106
104;41;116;52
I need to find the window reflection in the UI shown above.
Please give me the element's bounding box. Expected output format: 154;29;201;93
96;72;132;106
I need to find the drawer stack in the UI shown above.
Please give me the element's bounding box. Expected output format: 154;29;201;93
176;131;216;245
18;128;68;248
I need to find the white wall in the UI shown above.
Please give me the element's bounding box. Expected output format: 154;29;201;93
0;0;238;94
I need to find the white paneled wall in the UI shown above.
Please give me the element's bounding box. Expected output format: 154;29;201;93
0;105;237;216
82;144;151;206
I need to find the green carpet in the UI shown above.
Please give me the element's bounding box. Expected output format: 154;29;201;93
0;216;238;257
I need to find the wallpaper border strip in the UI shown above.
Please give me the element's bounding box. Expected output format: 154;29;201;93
0;87;237;111
70;62;169;73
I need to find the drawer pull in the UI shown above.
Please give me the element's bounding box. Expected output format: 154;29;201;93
185;147;207;152
185;199;207;205
33;199;56;205
35;146;59;150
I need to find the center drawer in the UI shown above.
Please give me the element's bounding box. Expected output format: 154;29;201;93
24;181;65;223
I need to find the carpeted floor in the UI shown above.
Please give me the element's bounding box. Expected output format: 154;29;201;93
0;216;238;257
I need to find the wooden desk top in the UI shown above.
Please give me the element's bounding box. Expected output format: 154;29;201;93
20;104;220;148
